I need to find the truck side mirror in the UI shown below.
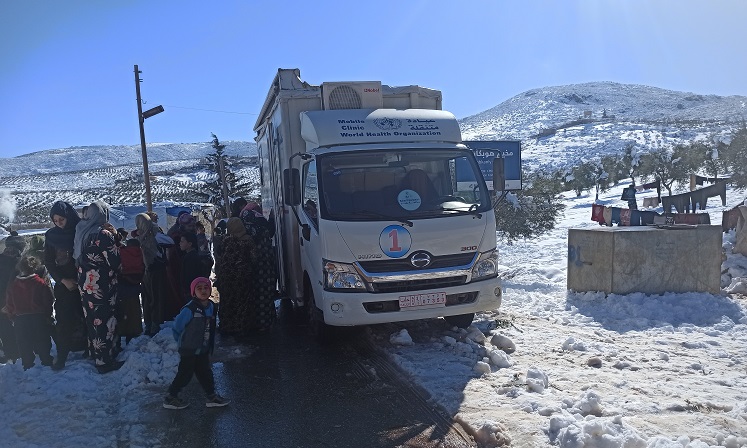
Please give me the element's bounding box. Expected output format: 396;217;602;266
492;157;505;192
283;168;301;206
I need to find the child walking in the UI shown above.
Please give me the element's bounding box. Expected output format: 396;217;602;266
163;277;229;409
3;256;54;370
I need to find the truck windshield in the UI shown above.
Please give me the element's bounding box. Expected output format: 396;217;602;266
317;148;491;222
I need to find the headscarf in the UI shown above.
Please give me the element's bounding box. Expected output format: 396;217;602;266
178;213;196;226
243;201;262;216
26;235;46;262
73;201;109;260
239;205;274;242
3;234;26;254
135;213;158;267
226;217;250;241
190;277;212;297
45;201;81;251
231;198;248;218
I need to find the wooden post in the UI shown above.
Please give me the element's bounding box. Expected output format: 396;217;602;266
218;155;230;217
134;65;154;212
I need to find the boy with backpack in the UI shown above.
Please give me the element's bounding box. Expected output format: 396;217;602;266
163;277;229;409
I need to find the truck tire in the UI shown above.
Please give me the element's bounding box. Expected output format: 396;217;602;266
277;298;301;323
306;286;334;343
443;313;474;329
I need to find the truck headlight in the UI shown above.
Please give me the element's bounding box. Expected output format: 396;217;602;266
323;260;367;291
471;249;497;281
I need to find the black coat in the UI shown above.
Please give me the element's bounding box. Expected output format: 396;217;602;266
180;249;210;299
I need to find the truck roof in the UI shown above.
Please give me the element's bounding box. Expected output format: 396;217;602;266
300;108;462;149
254;68;442;133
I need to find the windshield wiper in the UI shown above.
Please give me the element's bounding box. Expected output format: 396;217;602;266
438;204;482;219
354;209;414;227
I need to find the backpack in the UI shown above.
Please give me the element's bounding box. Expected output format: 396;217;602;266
120;245;145;276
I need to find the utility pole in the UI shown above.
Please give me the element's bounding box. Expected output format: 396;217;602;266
134;65;164;213
134;65;153;212
218;155;231;217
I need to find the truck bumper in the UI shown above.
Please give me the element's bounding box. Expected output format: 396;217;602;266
319;278;502;326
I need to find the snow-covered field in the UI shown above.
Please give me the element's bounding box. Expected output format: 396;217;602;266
371;184;747;447
2;182;746;447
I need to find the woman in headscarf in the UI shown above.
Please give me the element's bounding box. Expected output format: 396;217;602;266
164;212;197;319
44;201;86;370
215;217;255;336
239;202;277;332
74;201;123;374
135;213;169;336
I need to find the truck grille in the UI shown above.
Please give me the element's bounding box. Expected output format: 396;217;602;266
370;275;467;293
358;253;476;273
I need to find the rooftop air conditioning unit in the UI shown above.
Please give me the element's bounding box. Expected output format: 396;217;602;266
321;81;383;110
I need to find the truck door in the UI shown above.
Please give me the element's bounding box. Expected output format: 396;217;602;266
300;160;322;298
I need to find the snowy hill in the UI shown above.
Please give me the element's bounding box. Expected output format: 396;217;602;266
0;141;259;225
0;140;257;178
460;82;747;169
1;82;745;225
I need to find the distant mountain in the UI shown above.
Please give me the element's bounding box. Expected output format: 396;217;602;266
0;141;259;226
2;82;746;226
0;140;257;178
459;82;747;169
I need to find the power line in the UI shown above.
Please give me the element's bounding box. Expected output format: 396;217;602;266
162;105;257;115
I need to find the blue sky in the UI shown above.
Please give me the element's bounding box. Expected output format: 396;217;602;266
1;0;745;158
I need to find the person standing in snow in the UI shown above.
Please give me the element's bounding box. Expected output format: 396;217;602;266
44;201;87;370
239;202;277;332
179;232;210;303
114;233;144;348
3;255;55;370
215;217;255;336
163;277;229;409
165;212;197;320
0;233;26;363
74;200;124;374
135;212;168;336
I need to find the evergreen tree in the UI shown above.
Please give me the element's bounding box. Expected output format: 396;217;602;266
494;169;566;243
198;133;258;216
723;125;747;188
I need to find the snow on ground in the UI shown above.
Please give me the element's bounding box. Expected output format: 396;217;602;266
0;327;251;448
372;185;747;447
1;183;746;448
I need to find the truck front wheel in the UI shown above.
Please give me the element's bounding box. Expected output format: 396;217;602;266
443;313;475;329
305;286;334;343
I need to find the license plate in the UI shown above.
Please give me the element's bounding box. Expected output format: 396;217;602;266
399;292;447;309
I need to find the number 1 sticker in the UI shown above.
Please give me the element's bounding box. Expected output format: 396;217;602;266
380;225;411;258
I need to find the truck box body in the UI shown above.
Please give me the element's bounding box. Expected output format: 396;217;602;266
253;68;501;326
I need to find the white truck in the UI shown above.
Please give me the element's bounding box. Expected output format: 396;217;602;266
253;68;502;336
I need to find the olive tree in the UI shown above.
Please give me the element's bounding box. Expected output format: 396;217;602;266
495;169;566;243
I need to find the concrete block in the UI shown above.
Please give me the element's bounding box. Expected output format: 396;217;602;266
568;225;722;294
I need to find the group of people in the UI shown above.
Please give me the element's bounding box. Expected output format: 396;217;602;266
0;196;278;409
213;197;277;337
1;196;276;378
